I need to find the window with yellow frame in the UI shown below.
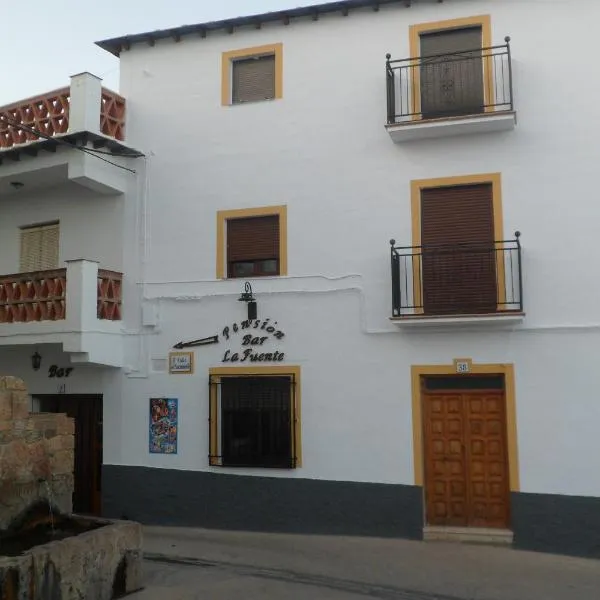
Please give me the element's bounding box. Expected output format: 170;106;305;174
208;366;301;469
408;15;494;119
216;205;288;280
221;43;283;106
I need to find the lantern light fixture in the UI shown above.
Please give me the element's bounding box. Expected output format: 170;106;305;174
238;282;258;320
31;351;42;371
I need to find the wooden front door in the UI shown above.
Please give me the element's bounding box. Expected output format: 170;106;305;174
35;395;103;516
422;376;510;528
421;183;497;315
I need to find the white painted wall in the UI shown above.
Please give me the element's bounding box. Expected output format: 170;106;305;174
106;0;600;498
0;181;124;273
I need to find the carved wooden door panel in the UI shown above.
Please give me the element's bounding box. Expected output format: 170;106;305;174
464;391;510;528
423;392;469;526
423;385;509;528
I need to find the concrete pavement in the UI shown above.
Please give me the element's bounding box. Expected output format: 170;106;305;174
131;526;600;599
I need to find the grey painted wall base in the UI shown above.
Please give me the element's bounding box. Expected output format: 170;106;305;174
102;465;424;540
512;492;600;559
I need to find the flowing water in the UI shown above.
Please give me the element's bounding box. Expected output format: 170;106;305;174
43;480;56;536
0;481;104;557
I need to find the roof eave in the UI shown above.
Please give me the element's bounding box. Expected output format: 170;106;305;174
95;0;418;57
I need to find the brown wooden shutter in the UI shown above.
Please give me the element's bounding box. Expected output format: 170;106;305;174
419;27;484;117
232;54;276;103
39;223;60;270
20;227;41;272
19;222;60;272
420;27;482;57
420;184;496;315
227;215;280;263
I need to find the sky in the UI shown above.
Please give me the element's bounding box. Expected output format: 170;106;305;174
0;0;323;106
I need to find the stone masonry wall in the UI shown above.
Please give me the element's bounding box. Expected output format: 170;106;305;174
0;376;74;531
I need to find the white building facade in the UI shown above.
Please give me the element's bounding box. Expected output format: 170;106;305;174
2;0;600;558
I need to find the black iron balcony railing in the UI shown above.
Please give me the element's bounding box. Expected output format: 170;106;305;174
386;37;514;124
390;233;523;317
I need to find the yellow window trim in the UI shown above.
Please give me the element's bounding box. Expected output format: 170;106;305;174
208;365;302;468
221;43;284;106
409;15;494;119
410;173;505;314
411;362;520;492
216;205;288;280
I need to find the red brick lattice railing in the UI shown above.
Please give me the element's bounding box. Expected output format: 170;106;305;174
100;89;126;141
0;88;70;149
0;269;67;323
97;269;122;320
0;86;126;149
0;268;123;323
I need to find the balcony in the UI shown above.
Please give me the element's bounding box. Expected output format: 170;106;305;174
0;73;138;197
385;38;516;143
0;260;124;366
390;234;524;328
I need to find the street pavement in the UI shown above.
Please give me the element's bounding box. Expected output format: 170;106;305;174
130;526;600;599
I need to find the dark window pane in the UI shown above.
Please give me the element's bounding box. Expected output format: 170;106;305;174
260;259;278;274
423;375;504;391
223;409;259;461
231;262;255;277
229;259;280;278
220;376;293;468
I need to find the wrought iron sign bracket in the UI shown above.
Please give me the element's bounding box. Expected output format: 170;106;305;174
172;335;219;350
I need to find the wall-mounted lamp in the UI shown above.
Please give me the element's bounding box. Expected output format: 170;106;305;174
31;351;42;371
238;282;258;321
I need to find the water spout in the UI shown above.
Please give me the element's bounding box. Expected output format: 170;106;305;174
41;480;55;536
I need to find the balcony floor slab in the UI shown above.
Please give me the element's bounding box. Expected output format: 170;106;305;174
391;312;525;330
386;111;517;143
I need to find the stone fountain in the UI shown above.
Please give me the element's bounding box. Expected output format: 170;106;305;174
0;376;143;599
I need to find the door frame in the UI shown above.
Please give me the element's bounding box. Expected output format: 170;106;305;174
411;362;519;522
408;14;495;121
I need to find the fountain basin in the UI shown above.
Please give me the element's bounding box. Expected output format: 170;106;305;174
0;376;144;598
0;513;143;600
